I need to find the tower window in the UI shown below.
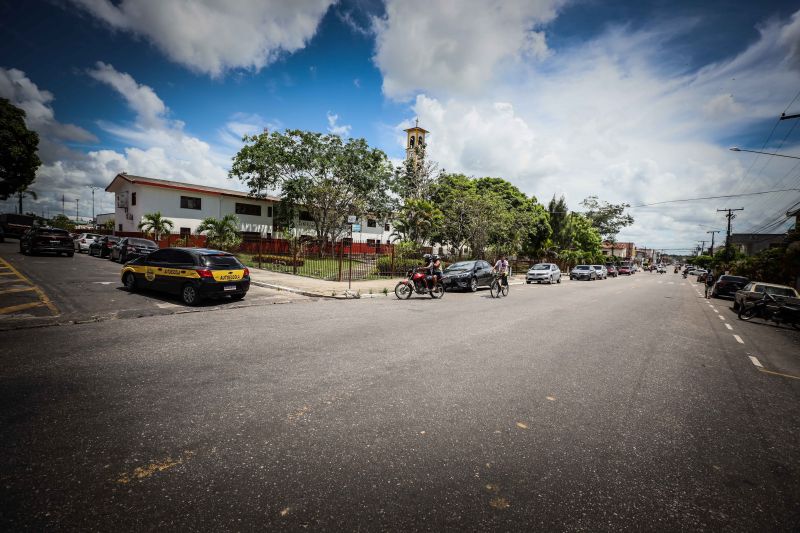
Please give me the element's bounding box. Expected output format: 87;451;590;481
409;136;415;148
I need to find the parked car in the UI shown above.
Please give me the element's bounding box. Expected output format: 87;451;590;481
617;265;632;275
111;237;159;263
605;264;618;277
74;233;102;253
591;265;608;279
121;248;250;305
19;226;74;256
0;226;4;243
440;260;494;291
711;275;749;299
688;268;707;276
89;235;120;258
734;282;800;311
526;263;561;284
656;265;666;274
570;265;597;281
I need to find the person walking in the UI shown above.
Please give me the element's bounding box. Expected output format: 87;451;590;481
705;269;715;299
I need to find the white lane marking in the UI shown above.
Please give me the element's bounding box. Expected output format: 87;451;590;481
733;334;744;344
93;281;115;285
156;302;180;309
749;356;763;368
718;314;725;320
725;323;733;330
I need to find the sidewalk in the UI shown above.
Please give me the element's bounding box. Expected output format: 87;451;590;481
247;268;528;299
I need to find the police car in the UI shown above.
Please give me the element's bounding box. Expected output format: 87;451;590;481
121;248;250;305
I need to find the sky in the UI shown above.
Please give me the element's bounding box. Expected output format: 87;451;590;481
2;0;800;252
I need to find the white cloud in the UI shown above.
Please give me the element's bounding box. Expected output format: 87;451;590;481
0;68;97;143
71;0;335;77
88;62;167;128
327;112;352;137
397;10;800;249
373;0;566;99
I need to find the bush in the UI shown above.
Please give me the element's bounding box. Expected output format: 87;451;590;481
250;254;305;267
376;256;419;275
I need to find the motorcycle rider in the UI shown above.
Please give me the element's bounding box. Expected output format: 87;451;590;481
420;253;432;291
429;254;443;290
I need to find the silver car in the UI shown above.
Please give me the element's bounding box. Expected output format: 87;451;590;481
526;263;561;284
591;265;608;279
74;233;102;253
570;265;597;281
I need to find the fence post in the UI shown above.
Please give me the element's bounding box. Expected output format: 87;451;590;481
258;235;263;270
337;239;344;282
292;237;298;275
390;244;395;277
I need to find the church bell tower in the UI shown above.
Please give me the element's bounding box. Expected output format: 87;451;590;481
404;118;428;160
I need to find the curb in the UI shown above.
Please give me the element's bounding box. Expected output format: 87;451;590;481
250;280;341;299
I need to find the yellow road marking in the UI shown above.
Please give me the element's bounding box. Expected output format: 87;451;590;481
758;368;800;380
0;272;17;276
0;257;58;314
0;286;35;295
0;301;44;315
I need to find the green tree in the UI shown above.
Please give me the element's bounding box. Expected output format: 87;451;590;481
390;198;442;245
196;214;242;251
393;142;441;201
562;213;602;256
49;213;75;231
138;212;174;241
547;195;569;248
580;196;634;244
229;129;394;254
0;98;41;212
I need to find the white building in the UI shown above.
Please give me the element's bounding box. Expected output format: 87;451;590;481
104;173;393;244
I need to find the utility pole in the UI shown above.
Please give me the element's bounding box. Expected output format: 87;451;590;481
62;194;65;215
706;230;720;256
717;208;744;260
698;240;707;256
75;199;79;222
88;186;102;225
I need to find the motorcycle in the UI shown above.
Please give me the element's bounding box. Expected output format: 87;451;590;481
395;268;444;299
738;292;800;329
674;267;679;274
682;271;688;279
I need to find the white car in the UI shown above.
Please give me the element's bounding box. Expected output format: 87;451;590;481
74;233;102;253
526;263;561;284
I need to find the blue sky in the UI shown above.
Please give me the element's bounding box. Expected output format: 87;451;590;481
2;0;800;250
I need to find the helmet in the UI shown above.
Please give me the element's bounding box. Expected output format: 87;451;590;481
432;255;440;261
423;253;432;261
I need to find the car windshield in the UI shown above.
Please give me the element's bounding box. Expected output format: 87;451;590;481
575;265;590;270
764;286;798;297
202;254;243;268
720;276;748;283
445;261;475;272
532;264;550;270
130;238;157;246
592;266;601;269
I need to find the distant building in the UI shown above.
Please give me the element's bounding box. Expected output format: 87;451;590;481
602;241;636;259
95;212;114;226
729;234;786;256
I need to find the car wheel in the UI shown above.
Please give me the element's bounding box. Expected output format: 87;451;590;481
470;277;478;292
230;294;245;301
181;284;201;306
123;272;137;291
556;277;561;284
733;301;739;311
526;280;531;284
549;275;554;284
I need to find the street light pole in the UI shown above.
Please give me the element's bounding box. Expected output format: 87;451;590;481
88;186;102;226
706;230;720;256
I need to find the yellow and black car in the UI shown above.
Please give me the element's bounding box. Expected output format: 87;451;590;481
121;248;250;305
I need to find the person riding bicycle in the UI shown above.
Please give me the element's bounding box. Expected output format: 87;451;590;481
492;254;510;287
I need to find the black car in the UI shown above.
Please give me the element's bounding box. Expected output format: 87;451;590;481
711;275;749;299
441;260;494;292
89;235;120;258
19;226;74;256
111;237;159;263
121;248;250;305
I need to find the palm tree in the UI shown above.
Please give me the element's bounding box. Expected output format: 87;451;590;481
196;214;242;251
138;212;174;241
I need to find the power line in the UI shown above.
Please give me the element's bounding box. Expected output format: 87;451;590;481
629;188;800;208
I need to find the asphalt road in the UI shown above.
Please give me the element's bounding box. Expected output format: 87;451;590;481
0;240;304;329
1;267;799;531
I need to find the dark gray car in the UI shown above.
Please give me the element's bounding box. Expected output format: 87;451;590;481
112;237;159;263
441;260;494;292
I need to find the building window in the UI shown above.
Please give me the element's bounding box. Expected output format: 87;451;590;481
342;237;352;246
367;239;377;247
384;223;390;232
235;202;261;216
240;231;261;242
367;219;376;228
299;210;314;222
118;224;123;231
267;206;273;218
180;227;191;237
131;192;136;206
180;196;201;210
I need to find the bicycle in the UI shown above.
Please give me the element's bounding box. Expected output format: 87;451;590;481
489;272;509;298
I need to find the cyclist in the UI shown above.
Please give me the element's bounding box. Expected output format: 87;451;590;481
492;254;510;289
